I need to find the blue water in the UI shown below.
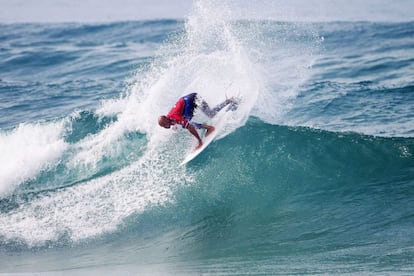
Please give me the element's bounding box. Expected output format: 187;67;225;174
1;2;414;275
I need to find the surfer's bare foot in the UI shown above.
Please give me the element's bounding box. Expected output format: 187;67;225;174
205;126;215;137
194;142;203;151
226;97;235;104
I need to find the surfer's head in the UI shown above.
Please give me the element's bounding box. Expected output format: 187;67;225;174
158;115;172;128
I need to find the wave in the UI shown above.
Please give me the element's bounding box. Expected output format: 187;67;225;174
1;5;414;274
1;4;414;272
1;118;413;249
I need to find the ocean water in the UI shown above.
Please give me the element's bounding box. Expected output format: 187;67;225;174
1;1;414;275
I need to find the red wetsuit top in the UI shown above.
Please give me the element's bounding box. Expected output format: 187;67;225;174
167;97;189;128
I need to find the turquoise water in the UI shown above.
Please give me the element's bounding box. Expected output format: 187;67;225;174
1;1;414;275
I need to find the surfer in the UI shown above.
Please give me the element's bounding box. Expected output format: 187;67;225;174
158;93;236;150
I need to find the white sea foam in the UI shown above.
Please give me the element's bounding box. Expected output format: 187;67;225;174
0;141;190;246
0;121;68;196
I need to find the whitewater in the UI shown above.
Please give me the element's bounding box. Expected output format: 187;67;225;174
1;0;414;275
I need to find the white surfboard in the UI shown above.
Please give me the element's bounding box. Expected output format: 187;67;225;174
179;97;240;166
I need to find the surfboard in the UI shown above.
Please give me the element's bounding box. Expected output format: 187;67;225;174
180;97;240;166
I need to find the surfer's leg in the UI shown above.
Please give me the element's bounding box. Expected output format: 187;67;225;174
203;124;215;137
199;100;229;118
199;101;215;118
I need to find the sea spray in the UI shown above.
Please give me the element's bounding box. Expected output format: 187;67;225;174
121;3;262;142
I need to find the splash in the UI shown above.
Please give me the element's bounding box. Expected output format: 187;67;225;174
107;0;264;142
